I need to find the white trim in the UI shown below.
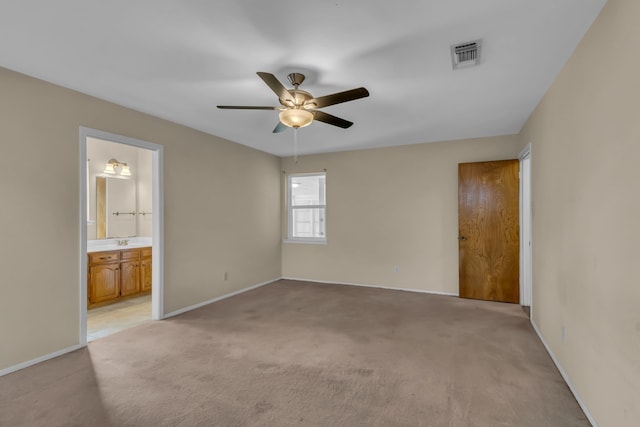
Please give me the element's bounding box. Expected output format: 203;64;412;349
151;146;164;321
518;143;531;160
282;277;459;297
287;172;327;242
82;127;165;151
79;127;165;349
163;278;281;319
79;136;88;346
519;143;533;312
283;239;327;245
0;345;82;377
530;320;598;427
291;204;325;209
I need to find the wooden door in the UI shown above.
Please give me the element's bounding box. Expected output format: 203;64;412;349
89;263;120;303
458;160;520;303
120;260;140;296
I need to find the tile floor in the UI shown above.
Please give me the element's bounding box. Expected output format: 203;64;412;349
87;294;151;342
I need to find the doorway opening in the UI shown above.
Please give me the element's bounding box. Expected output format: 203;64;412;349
79;128;164;346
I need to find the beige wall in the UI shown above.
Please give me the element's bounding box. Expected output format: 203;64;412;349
281;135;521;294
0;67;281;371
519;0;640;424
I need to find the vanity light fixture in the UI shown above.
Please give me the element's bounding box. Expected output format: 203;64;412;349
104;158;132;176
104;162;116;174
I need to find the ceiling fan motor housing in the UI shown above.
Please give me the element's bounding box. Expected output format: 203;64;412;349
287;72;306;87
281;90;314;108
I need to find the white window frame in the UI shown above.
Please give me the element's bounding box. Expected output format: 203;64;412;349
285;172;327;244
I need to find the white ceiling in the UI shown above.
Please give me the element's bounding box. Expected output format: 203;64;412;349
0;0;607;157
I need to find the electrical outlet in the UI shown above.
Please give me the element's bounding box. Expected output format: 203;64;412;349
561;326;566;344
393;266;400;273
224;272;228;281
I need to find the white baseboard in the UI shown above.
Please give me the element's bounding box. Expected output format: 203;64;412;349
282;277;459;297
530;320;598;427
0;344;82;377
163;277;282;319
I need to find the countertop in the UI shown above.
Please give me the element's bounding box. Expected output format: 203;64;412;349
87;238;152;253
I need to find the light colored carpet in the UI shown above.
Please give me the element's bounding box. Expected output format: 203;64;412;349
0;280;588;426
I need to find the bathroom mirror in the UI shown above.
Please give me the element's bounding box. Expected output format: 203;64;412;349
96;176;137;238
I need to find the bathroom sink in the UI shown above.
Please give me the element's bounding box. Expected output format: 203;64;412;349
87;239;152;253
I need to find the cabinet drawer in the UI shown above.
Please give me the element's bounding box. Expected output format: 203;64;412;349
121;249;140;260
89;251;120;264
141;247;152;258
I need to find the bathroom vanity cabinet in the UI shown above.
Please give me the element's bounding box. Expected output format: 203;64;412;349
88;247;151;308
120;249;141;297
140;247;152;292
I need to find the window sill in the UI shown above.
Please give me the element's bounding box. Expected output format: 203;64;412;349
283;239;327;245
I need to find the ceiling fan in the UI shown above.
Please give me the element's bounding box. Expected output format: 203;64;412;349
217;72;369;133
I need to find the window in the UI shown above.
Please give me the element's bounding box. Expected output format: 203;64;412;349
287;173;326;242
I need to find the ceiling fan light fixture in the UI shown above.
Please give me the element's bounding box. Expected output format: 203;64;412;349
279;108;313;129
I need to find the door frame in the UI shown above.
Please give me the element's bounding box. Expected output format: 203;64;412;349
519;143;533;311
78;127;164;347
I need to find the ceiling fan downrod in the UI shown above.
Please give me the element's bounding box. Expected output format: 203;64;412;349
287;73;305;90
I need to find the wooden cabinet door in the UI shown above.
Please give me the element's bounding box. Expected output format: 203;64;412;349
458;160;520;303
120;260;140;296
89;263;120;303
140;257;152;292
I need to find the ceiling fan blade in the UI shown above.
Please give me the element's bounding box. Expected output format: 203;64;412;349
217;105;279;110
310;87;369;108
257;72;294;104
273;122;288;133
312;111;353;129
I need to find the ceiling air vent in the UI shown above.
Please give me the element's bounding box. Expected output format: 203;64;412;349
451;40;482;70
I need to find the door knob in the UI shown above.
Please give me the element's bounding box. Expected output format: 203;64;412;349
459;236;467;241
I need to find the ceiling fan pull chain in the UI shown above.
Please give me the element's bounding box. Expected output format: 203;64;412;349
294;128;298;164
